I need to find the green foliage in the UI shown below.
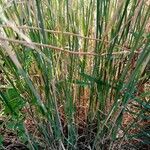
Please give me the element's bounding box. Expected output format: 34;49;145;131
0;0;149;149
4;89;25;114
0;135;3;145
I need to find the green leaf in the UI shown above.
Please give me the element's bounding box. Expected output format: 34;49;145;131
0;135;3;145
4;88;25;114
80;72;96;82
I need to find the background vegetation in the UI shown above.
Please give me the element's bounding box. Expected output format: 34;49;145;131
0;0;149;149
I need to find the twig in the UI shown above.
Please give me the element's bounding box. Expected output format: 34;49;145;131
0;37;140;56
0;24;132;51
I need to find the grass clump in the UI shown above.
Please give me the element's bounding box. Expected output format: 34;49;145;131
0;0;150;149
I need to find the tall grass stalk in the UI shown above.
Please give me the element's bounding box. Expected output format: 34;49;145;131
0;0;149;149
